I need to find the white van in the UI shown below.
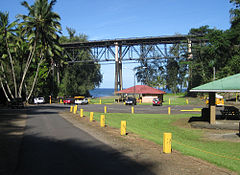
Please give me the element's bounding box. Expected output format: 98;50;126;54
34;97;45;104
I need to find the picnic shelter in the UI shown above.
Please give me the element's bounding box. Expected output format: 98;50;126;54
190;73;240;124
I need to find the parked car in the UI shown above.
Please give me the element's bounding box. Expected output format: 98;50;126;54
63;98;75;105
74;97;88;105
34;97;45;104
125;97;136;105
152;98;162;106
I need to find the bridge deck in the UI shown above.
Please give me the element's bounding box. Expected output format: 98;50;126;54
60;35;205;48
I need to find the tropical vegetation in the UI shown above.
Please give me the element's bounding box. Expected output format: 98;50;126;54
135;0;240;94
0;0;102;104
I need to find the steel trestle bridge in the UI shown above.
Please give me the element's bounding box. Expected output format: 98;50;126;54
60;35;205;92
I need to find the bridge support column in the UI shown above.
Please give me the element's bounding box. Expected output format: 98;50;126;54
114;42;123;93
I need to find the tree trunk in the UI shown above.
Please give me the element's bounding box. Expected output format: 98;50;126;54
57;65;60;85
24;83;29;103
6;40;17;98
0;77;10;102
26;59;43;102
1;63;14;99
18;40;37;98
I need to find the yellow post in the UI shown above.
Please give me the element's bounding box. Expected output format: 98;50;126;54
80;109;84;117
168;107;171;115
169;98;171;105
73;105;77;114
90;112;94;122
99;98;102;104
131;106;134;114
163;133;172;153
186;99;189;104
100;115;105;127
104;106;107;114
70;106;73;112
121;121;127;136
50;96;52;104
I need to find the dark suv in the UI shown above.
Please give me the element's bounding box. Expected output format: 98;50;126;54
125;97;137;105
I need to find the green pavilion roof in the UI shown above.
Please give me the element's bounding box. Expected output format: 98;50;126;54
190;73;240;92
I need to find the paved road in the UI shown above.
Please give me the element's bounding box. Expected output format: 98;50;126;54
14;105;154;175
62;103;203;114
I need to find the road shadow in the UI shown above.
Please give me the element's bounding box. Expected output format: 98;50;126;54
0;109;26;175
15;134;157;175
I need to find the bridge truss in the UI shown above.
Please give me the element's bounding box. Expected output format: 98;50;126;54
60;35;204;92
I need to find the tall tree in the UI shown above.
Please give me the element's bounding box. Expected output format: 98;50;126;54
0;12;18;98
18;0;61;101
59;29;102;97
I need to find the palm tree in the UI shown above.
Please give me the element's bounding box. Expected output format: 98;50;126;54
18;0;61;101
0;12;18;98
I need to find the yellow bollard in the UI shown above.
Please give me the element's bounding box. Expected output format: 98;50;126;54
168;107;171;115
70;106;73;112
80;109;84;117
100;115;105;127
104;106;107;114
121;121;127;136
169;98;171;105
163;133;172;153
131;106;134;114
99;98;102;104
90;112;94;122
186;99;189;104
50;96;52;104
73;105;77;114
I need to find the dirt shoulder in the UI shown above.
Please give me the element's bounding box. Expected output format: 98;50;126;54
60;111;237;175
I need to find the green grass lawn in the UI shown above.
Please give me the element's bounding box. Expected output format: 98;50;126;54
89;96;117;104
82;111;240;173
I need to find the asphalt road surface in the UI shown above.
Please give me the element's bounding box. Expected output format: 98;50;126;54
62;103;203;114
14;105;155;175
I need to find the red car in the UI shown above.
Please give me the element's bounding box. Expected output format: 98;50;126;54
152;98;162;106
63;98;74;105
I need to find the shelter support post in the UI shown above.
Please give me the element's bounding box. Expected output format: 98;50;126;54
209;92;216;124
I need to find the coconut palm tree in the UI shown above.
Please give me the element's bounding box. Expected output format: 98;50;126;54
0;12;18;99
18;0;61;101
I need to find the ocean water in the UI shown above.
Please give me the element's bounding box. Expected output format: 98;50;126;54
89;88;115;98
89;88;187;98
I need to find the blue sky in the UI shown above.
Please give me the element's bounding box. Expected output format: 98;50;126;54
1;0;233;88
